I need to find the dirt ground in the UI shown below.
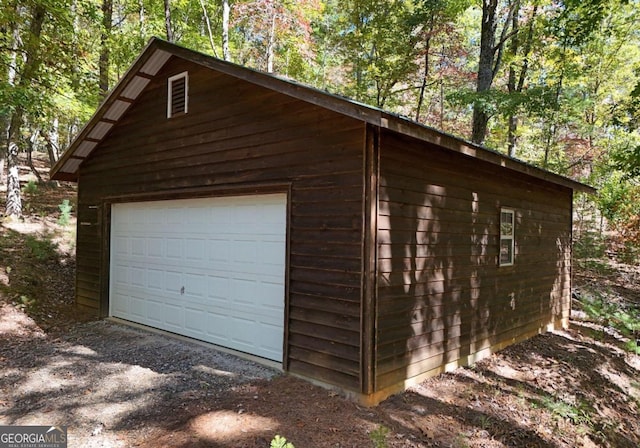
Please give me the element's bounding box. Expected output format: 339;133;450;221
1;165;639;447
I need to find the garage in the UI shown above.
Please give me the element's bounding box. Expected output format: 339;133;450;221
108;193;287;362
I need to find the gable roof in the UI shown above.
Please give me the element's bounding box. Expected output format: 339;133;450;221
51;37;594;193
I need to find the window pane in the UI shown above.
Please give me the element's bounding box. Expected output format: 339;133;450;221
500;210;514;237
500;222;513;236
500;239;513;264
501;211;513;224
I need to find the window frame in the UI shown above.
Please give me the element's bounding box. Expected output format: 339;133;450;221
167;71;189;118
499;207;515;267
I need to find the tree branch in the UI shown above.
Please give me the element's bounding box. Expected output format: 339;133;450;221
492;0;519;80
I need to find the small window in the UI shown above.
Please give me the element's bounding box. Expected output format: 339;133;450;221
167;72;188;118
499;208;515;266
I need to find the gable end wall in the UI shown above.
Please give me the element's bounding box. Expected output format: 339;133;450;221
75;58;367;392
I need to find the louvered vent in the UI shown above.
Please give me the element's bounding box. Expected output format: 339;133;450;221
167;72;188;118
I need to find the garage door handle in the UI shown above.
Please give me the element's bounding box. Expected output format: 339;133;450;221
180;286;185;295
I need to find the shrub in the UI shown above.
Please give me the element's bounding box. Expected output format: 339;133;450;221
270;435;294;448
576;288;640;352
25;235;58;262
370;425;390;448
58;199;73;226
22;180;38;195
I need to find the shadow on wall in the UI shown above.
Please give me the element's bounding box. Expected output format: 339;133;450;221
376;159;570;392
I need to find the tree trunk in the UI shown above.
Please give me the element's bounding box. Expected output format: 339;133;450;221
164;0;174;42
0;150;5;187
507;2;537;158
99;0;113;97
5;3;46;218
199;0;218;56
266;10;276;72
1;11;20;187
0;119;6;186
415;34;432;122
471;0;498;144
506;2;520;157
26;130;43;183
138;0;146;42
42;118;59;167
472;0;518;145
5;141;22;217
222;0;231;61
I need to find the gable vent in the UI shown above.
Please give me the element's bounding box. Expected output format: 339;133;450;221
167;71;188;118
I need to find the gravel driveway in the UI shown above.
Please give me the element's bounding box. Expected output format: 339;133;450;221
0;313;278;447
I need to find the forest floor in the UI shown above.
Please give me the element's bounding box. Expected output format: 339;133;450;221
0;159;639;447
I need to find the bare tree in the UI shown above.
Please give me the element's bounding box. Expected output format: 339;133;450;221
0;6;21;187
222;0;230;61
507;2;538;157
6;4;46;218
164;0;174;42
199;0;218;56
99;0;113;97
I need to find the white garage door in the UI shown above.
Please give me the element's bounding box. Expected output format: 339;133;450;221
109;194;287;362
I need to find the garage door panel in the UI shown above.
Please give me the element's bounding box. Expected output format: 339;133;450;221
185;308;206;333
164;271;182;292
165;304;183;328
147;301;164;325
113;236;128;255
130;295;148;321
147;269;164;290
185;239;206;260
207;312;230;339
110;194;286;362
166;239;183;259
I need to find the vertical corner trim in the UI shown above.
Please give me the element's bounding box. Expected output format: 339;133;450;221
100;202;112;318
361;123;380;395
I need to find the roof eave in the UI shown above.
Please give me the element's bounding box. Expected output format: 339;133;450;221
51;37;596;195
50;38;170;181
378;113;596;194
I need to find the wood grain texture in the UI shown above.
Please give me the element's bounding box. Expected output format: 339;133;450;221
72;55;578;399
76;58;366;391
374;130;573;391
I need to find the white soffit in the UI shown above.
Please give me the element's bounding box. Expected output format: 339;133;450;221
74;141;97;157
61;158;83;173
140;49;171;75
87;121;113;140
121;76;151;100
103;100;131;121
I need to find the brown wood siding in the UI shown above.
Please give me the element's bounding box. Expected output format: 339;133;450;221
375;130;572;391
75;58;365;391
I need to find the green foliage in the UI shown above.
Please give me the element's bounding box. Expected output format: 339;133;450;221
22;180;39;195
593;171;640;253
453;432;470;448
625;340;640;355
369;424;390;448
3;0;640;225
25;235;58;262
573;229;607;261
15;294;36;311
576;288;640;352
536;395;593;426
611;144;640;179
270;435;295;448
57;199;73;226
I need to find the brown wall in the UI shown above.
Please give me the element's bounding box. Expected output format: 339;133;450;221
375;130;572;391
73;55;576;400
76;57;366;391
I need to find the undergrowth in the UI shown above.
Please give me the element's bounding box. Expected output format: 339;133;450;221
574;288;640;354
